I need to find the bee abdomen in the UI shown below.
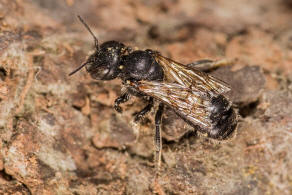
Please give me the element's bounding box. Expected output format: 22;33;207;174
208;95;237;140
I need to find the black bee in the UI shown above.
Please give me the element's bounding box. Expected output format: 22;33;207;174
70;16;238;168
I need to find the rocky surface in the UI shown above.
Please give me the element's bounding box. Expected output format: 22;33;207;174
0;0;292;194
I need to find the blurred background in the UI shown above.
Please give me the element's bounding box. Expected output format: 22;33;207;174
0;0;292;194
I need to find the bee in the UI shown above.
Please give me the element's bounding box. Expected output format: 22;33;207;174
69;16;238;168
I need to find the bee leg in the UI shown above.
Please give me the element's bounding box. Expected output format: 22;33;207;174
114;92;131;113
134;97;154;122
187;59;214;66
154;103;164;170
187;59;233;71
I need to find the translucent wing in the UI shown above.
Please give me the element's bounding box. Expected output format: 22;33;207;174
128;80;214;129
154;54;231;94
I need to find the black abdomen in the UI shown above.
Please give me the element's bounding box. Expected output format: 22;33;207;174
207;95;237;140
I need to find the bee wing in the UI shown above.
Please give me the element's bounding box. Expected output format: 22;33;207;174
128;80;213;129
154;54;231;94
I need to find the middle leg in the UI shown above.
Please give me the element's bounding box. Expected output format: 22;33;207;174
134;97;154;122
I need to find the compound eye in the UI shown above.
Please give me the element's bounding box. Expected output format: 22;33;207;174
86;63;109;80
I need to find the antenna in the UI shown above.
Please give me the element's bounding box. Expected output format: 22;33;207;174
69;15;99;76
77;15;99;49
68;61;88;76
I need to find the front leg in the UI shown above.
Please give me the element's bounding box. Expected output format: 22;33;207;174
154;103;164;170
134;97;154;122
114;92;131;113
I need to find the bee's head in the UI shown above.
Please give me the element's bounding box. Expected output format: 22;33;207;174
69;16;127;80
84;41;126;80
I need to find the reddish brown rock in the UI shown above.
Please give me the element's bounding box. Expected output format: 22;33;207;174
0;0;292;194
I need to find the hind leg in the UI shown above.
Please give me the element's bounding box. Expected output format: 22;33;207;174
154;103;164;170
187;59;234;71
